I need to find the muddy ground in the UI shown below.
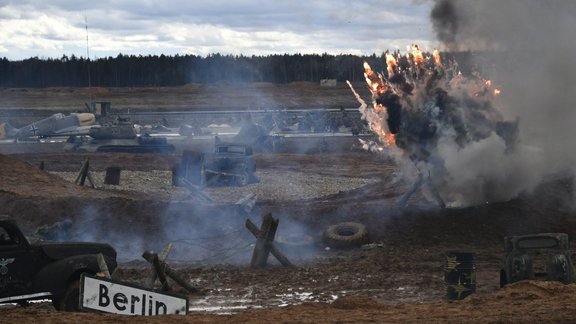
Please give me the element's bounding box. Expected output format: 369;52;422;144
1;149;576;323
1;84;576;322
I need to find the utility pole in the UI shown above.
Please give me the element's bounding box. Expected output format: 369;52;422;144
85;13;92;104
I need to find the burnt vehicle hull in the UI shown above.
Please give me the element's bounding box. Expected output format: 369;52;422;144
175;142;257;187
202;154;256;186
500;233;575;287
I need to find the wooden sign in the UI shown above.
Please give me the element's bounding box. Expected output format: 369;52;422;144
80;274;188;315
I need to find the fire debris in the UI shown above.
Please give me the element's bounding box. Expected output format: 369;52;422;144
349;45;518;206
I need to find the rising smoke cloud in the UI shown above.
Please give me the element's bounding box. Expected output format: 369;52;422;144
427;1;576;206
355;1;576;207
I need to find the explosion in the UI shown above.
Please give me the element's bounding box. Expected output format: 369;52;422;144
349;46;519;207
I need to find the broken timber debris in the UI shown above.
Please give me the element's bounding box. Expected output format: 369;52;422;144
146;242;173;291
97;252;112;279
142;250;199;293
246;213;293;268
235;193;257;214
75;158;95;188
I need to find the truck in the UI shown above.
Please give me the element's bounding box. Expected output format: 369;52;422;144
0;216;117;311
201;142;257;186
500;233;575;287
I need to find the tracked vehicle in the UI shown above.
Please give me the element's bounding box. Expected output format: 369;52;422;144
65;125;175;153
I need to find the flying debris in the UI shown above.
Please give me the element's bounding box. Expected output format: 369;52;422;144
349;45;518;206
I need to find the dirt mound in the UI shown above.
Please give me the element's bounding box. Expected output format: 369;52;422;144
0;154;173;238
0;154;110;199
490;280;576;301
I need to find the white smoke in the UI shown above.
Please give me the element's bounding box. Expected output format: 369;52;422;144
427;0;576;206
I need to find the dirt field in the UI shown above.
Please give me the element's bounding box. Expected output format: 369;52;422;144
0;82;370;121
1;84;576;322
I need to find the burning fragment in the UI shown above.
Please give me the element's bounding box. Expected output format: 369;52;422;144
349;45;519;206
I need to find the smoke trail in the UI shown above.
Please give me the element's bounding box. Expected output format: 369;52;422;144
430;0;459;50
427;1;576;206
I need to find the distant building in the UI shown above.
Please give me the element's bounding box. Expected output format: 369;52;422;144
320;79;337;87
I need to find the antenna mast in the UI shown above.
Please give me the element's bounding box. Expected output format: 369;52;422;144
85;14;92;103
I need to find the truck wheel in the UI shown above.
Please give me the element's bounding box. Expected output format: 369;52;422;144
54;279;81;312
236;172;249;186
323;222;368;249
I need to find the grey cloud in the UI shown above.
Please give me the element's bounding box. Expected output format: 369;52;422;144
1;0;434;59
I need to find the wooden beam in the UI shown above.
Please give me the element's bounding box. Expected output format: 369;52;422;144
151;253;170;291
249;213;276;268
246;219;293;267
142;250;198;293
145;242;173;289
246;214;294;267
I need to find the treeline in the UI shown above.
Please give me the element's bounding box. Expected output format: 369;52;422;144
0;53;386;88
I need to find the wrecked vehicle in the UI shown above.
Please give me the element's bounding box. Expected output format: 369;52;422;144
500;233;575;287
65;125;175;153
0;217;117;311
202;142;257;186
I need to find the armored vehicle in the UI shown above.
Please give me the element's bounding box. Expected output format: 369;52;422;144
65;125;175;153
500;233;575;287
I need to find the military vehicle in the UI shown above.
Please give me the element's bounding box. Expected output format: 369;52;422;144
175;142;257;187
201;142;257;186
65;125;175;153
500;233;576;287
0;216;117;311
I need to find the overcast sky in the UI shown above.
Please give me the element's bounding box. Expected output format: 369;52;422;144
0;0;435;60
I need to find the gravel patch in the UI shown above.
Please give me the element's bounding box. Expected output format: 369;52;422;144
51;170;378;203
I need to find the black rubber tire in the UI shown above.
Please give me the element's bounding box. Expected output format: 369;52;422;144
323;222;369;249
54;279;81;312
